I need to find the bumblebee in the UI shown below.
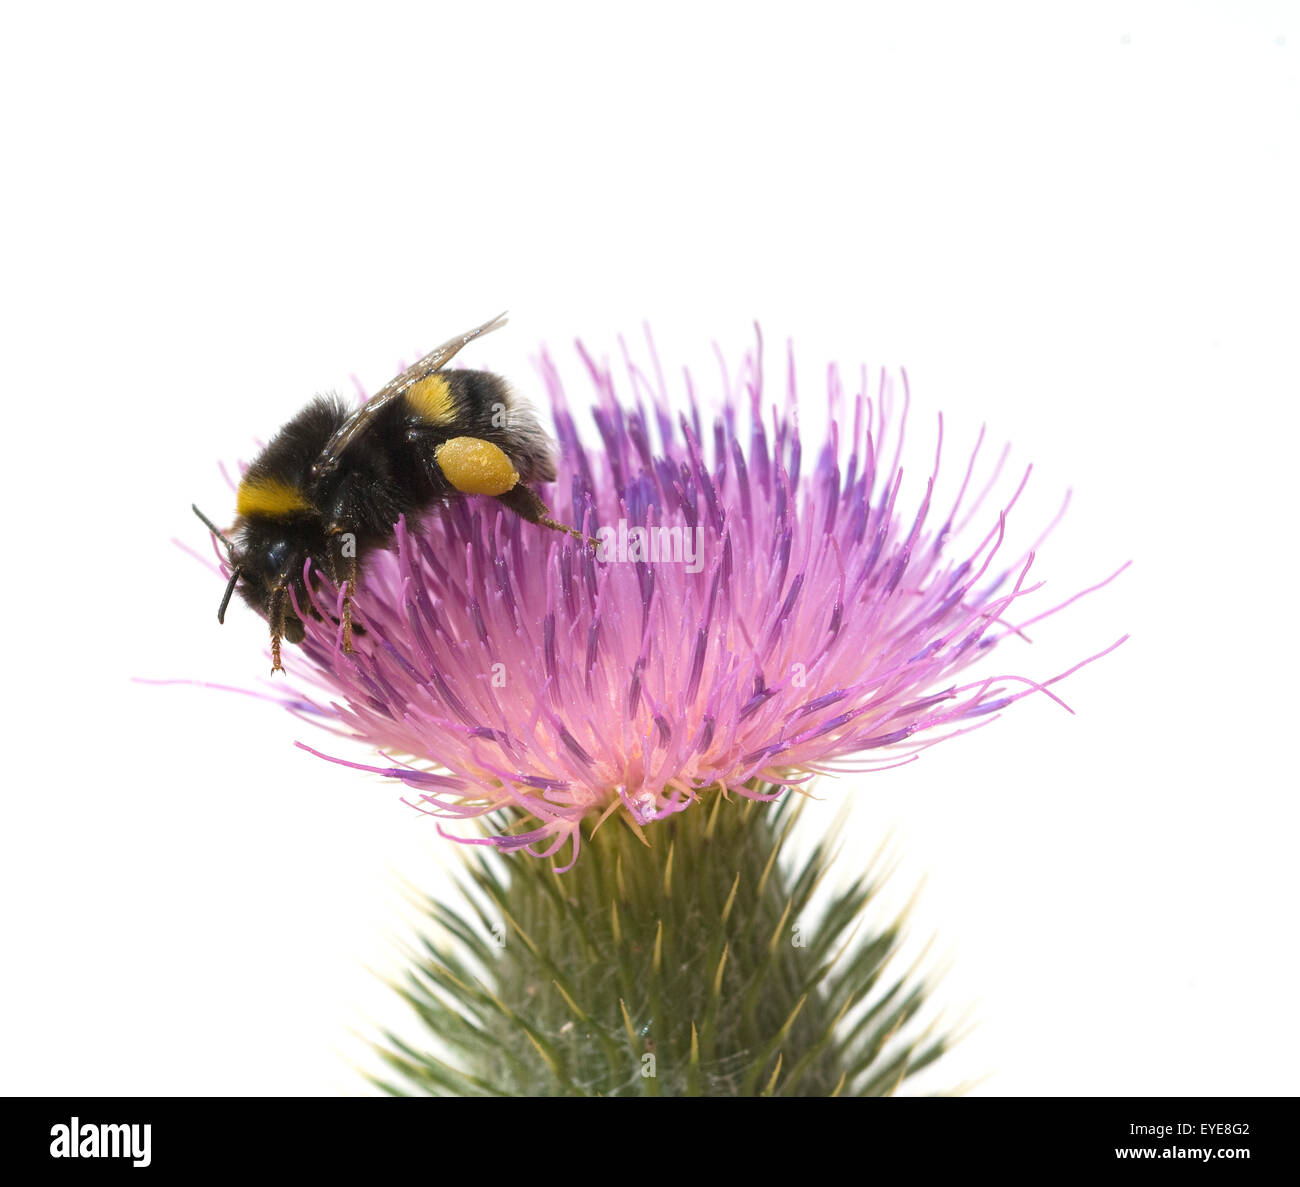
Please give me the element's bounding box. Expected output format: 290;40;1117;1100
193;313;586;673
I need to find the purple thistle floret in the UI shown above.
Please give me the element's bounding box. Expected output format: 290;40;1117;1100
215;331;1126;870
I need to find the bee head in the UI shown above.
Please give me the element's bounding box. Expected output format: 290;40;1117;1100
231;523;324;651
194;503;360;675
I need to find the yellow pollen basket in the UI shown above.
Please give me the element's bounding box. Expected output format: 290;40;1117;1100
434;436;520;497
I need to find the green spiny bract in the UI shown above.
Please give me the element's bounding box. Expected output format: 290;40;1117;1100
373;787;948;1097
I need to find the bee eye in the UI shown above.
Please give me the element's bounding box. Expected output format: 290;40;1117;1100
263;540;292;576
434;437;520;496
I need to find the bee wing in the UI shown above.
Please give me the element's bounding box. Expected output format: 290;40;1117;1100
311;311;509;477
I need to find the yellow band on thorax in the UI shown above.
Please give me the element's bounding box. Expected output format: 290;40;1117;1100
236;476;315;519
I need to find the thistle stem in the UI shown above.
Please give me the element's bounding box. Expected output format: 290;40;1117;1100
378;787;947;1097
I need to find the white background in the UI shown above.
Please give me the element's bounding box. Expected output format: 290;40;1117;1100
1;1;1295;1096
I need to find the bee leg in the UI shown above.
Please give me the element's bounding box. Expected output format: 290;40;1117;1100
269;584;287;675
341;551;357;653
495;484;595;548
327;523;358;654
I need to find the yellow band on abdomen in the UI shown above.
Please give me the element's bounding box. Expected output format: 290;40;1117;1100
405;375;456;424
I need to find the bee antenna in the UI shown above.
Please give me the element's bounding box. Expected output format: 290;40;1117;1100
269;584;287;675
192;504;235;555
217;568;242;624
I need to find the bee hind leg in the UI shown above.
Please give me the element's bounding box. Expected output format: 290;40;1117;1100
495;484;595;548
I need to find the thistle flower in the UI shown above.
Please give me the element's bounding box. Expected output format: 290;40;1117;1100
182;327;1128;1097
221;329;1126;872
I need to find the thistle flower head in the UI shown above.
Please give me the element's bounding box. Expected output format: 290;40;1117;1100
214;330;1124;869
